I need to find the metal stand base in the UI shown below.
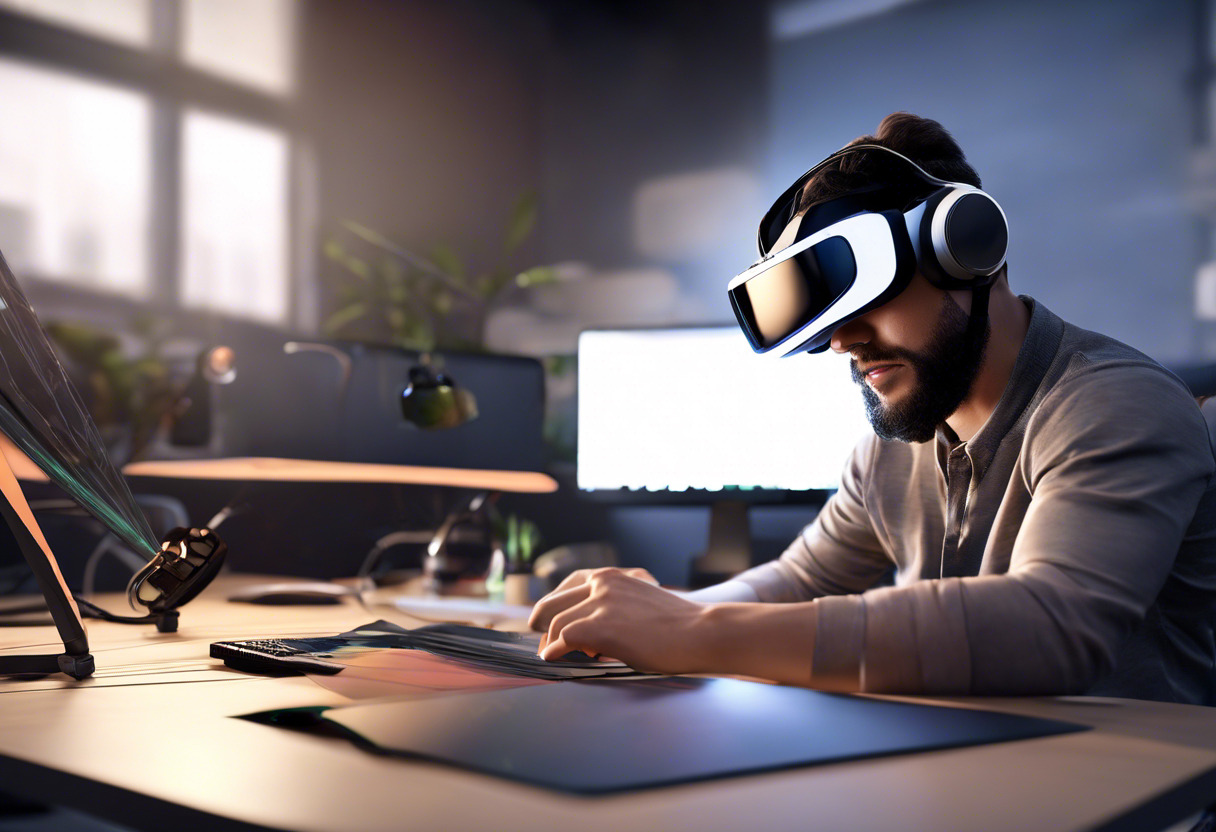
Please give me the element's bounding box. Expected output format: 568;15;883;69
0;652;94;679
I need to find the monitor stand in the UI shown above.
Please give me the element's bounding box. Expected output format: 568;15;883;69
0;447;93;679
688;500;750;588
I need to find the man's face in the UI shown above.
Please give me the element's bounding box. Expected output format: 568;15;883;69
829;275;989;443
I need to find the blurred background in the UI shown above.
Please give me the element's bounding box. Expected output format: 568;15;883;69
0;0;1211;587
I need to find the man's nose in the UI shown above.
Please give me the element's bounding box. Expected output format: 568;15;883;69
829;317;873;354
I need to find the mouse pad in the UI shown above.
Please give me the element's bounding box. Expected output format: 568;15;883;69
242;676;1087;794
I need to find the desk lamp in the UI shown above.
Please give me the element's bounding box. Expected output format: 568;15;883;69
169;345;239;447
0;249;225;679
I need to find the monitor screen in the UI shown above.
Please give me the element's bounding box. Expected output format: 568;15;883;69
577;327;873;495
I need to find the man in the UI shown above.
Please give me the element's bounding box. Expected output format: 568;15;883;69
529;113;1216;703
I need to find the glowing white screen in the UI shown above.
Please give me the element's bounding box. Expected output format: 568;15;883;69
577;327;873;493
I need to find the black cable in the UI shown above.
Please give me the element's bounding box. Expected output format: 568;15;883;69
0;595;177;632
72;596;154;624
73;596;179;632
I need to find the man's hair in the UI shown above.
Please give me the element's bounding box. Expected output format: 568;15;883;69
797;113;982;214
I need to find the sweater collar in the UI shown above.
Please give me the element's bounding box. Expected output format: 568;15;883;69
934;296;1064;481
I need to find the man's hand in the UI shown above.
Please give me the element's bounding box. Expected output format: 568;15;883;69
527;567;711;674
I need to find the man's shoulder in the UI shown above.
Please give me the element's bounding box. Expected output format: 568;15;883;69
1023;315;1208;456
1051;318;1191;400
1056;317;1160;366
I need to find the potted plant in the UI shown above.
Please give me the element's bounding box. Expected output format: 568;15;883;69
44;316;182;465
322;192;558;352
485;512;542;604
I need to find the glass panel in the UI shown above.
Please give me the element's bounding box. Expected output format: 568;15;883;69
0;249;158;559
0;0;151;46
0;58;151;295
182;0;296;94
180;109;290;322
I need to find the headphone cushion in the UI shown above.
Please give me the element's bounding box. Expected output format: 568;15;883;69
943;192;1008;275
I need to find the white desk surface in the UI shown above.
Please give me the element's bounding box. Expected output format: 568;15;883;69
1;575;1215;832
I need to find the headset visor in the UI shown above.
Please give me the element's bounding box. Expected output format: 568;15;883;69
729;235;856;350
728;211;909;355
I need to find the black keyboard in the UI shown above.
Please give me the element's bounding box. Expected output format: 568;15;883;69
210;638;345;676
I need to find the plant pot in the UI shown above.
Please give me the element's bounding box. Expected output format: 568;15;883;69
504;572;534;606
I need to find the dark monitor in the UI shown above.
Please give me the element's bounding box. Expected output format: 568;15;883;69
576;326;872;581
221;341;548;473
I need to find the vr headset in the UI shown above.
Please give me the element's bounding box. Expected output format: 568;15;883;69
728;144;1009;356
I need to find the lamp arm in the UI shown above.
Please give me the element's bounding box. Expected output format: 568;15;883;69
283;342;353;397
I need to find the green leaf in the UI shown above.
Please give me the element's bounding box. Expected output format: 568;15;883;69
430;244;464;279
342;255;372;281
401;319;435;352
323;302;369;335
434;291;454;316
503;191;538;255
131;357;168;383
544;354;576;376
45;322;122;365
514;266;558;288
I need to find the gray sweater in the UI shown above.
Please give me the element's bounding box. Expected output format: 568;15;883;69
734;297;1216;703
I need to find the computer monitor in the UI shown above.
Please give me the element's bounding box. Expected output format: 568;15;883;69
577;326;873;581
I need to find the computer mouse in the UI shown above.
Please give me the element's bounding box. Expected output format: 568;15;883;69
227;581;353;606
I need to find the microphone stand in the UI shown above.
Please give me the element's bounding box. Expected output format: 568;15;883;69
0;449;93;679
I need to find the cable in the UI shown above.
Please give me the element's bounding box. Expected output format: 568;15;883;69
81;534;146;597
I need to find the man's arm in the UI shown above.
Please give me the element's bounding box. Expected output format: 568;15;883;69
731;432;893;603
529;435;891;683
809;365;1215;694
670;434;890;605
679;581;759;603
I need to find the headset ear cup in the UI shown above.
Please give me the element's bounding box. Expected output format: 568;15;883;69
922;187;1008;287
917;187;957;288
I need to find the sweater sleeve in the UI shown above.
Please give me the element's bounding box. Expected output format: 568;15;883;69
733;432;894;603
814;363;1215;694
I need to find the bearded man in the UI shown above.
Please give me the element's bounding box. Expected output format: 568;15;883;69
530;113;1216;704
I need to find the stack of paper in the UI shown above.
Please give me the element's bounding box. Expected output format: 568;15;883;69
213;620;644;682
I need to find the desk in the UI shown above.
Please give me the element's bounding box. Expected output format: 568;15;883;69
121;457;559;493
1;576;1215;832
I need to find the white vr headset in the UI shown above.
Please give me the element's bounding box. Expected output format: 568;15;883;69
728;144;1009;356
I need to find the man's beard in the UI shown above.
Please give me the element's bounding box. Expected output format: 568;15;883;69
850;293;990;443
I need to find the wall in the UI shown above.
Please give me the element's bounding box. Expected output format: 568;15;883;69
298;0;548;296
522;2;809;583
770;0;1201;362
537;0;770;312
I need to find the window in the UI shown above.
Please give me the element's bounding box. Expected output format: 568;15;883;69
182;0;296;94
181;110;290;322
0;0;299;324
0;0;151;46
0;58;151;294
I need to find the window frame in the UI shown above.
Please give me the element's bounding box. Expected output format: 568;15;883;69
0;2;303;327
